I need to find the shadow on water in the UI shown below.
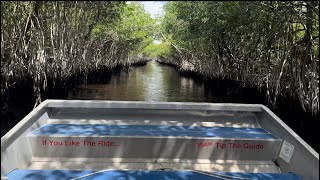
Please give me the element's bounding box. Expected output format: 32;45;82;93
1;60;318;153
67;60;319;153
67;60;207;102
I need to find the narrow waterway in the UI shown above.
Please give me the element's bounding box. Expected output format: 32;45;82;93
67;60;319;153
68;60;210;102
3;60;317;152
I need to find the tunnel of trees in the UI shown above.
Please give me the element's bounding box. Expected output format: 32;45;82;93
157;1;319;116
1;3;156;102
1;1;156;134
1;1;319;144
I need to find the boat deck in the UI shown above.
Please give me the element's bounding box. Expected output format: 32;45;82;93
2;101;317;179
31;124;278;139
5;170;302;180
25;119;281;174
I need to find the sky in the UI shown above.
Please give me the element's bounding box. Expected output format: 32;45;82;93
140;1;167;44
126;1;167;44
140;1;167;19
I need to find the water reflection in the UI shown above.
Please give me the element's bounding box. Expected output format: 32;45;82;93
67;60;208;102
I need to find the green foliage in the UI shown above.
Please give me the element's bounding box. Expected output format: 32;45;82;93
115;2;156;53
161;1;319;114
1;0;318;114
89;1;157;55
140;41;172;58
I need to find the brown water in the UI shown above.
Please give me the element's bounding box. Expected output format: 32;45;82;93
67;60;210;102
66;60;319;153
2;60;318;152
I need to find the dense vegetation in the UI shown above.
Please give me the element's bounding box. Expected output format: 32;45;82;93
1;1;158;137
1;1;155;107
1;1;319;138
159;1;319;115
